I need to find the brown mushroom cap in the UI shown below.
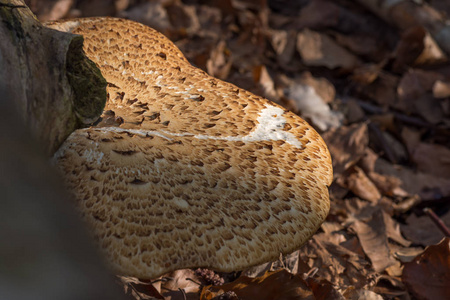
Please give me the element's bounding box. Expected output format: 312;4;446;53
51;18;333;279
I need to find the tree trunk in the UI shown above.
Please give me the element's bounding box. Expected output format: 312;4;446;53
0;0;106;155
0;1;123;299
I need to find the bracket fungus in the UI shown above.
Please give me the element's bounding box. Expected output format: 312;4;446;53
50;18;333;279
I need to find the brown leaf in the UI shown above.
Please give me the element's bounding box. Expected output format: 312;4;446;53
120;1;172;34
299;234;370;288
353;209;398;272
252;65;277;101
402;238;450;300
306;277;345;300
201;269;314;300
206;40;232;80
374;157;450;198
322;123;369;176
410;142;450;178
118;276;164;300
285;81;342;131
25;0;74;21
340;166;381;202
342;287;384;300
393;26;447;72
382;210;411;247
402;211;450;246
268;29;297;68
166;1;201;35
297;72;336;104
432;80;450;98
296;29;360;70
160;269;202;300
397;69;444;123
361;71;399;107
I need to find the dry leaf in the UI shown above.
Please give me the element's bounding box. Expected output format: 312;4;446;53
397;69;444;123
296;29;360;70
161;269;202;300
201;269;314;300
402;238;450;300
410;142;450;178
432;80;450;98
374;158;450;198
343;287;384;300
118;276;164;300
401;211;450;246
206;40;232;80
305;277;345;300
322;123;369;176
285;83;342;131
340;166;381;202
353;209;397;272
120;1;172;33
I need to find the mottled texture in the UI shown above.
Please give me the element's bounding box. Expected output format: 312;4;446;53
51;18;333;279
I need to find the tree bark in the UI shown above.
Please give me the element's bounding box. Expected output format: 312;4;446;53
0;1;123;299
0;0;106;155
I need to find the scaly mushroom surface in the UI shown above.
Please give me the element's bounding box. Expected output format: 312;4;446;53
50;18;333;279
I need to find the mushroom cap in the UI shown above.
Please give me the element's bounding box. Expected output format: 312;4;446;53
52;18;333;279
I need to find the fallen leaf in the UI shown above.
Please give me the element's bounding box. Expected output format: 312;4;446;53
300;234;370;288
285;82;342;131
206;40;232;80
296;29;360;70
401;211;450;246
305;277;345;300
252;65;277;101
322;123;369;176
410;142;450;178
402;238;450;300
160;269;202;300
393;26;447;71
432;80;450;98
120;1;172;34
118;276;164;300
200;269;314;300
374;157;450;198
297;72;336;104
397;69;444;123
353;209;397;272
339;166;381;202
394;247;424;263
342;287;384;300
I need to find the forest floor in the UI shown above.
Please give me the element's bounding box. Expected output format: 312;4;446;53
27;0;450;299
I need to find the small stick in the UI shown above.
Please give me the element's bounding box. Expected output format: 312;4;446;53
178;288;187;300
127;282;144;300
186;278;202;286
423;207;450;237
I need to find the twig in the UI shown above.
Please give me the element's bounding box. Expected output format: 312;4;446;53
305;267;319;278
127;282;144;300
186;277;202;286
423;207;450;237
151;277;173;284
178;288;187;300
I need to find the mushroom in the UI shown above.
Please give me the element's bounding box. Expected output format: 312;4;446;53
51;18;333;279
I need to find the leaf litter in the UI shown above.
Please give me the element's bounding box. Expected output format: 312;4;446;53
28;0;450;298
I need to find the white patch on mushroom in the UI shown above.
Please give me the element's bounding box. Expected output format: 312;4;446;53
159;105;303;148
83;149;104;165
95;127;173;140
84;105;303;149
241;105;303;148
172;197;189;209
